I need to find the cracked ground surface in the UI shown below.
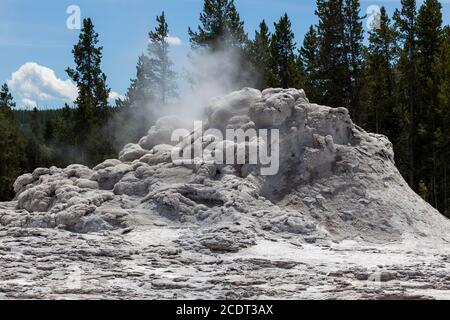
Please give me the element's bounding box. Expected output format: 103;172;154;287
2;225;450;300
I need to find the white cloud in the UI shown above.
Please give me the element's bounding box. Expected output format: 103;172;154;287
21;98;37;109
7;62;78;104
8;62;123;108
109;91;125;102
165;35;182;46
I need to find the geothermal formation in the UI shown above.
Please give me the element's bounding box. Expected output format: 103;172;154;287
1;88;450;299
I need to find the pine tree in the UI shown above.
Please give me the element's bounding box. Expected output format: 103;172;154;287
248;20;273;90
434;27;450;215
66;18;113;165
0;84;25;200
66;18;110;117
116;12;178;147
394;0;419;190
270;13;301;88
343;0;365;122
43;118;55;145
52;104;75;167
115;54;154;145
26;107;43;171
188;0;251;89
188;0;247;50
313;0;364;117
121;54;154;108
315;0;348;108
300;25;321;101
366;7;398;137
148;11;178;105
0;83;15;111
416;0;443;208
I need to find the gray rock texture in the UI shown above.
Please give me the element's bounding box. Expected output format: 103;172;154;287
1;88;450;299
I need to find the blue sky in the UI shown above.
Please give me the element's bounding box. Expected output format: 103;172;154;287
0;0;449;109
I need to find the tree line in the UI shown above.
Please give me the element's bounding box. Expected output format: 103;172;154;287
0;0;449;217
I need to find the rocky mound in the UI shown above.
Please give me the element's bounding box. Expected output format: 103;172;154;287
1;87;448;249
2;88;450;300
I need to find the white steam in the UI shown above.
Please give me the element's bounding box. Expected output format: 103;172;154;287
164;45;255;123
113;42;257;150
